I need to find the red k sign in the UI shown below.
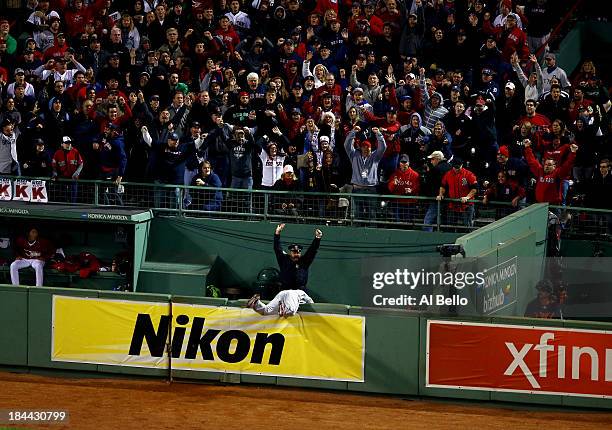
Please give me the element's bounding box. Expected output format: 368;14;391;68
426;320;612;398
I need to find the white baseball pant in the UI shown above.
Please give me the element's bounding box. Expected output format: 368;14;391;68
253;289;314;317
10;259;45;287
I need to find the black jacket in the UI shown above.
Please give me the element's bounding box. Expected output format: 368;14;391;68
422;160;451;197
274;233;320;291
586;172;612;209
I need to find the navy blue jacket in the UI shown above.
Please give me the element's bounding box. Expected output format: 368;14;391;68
274;233;320;291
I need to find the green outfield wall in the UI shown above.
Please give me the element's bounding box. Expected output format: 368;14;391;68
452;203;548;316
1;285;610;409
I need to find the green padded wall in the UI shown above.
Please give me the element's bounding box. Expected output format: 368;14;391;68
145;218;461;305
348;307;419;395
0;285;28;366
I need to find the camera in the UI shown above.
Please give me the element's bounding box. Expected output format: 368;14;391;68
436;244;465;258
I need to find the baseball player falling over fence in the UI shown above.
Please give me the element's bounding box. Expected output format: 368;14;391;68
247;224;323;317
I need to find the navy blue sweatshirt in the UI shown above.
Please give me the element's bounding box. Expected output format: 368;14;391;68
274;233;320;292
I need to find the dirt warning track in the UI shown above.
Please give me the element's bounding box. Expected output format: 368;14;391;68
0;373;609;429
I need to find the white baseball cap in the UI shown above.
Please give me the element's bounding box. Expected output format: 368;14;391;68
319;135;330;143
283;165;294;174
505;81;516;90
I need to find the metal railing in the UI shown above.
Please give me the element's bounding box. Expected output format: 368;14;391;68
550;205;612;240
1;176;521;232
3;176;611;236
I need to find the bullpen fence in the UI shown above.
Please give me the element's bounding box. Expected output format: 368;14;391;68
0;285;610;408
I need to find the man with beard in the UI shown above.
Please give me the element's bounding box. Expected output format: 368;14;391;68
246;223;322;317
223;91;254;127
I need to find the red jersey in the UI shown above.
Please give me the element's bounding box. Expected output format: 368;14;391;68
484;21;529;61
517;113;551;133
52;147;84;178
312;0;338;14
15;237;54;261
63;0;106;37
543;144;571;179
363;110;401;156
214;27;240;52
313;84;343;106
525;147;575;204
441;167;478;211
388;167;420;204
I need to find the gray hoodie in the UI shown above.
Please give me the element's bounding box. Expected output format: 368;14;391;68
0;132;18;174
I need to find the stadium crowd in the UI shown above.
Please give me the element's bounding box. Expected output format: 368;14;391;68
0;0;610;227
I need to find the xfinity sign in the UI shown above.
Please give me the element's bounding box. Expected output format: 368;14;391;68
426;320;612;398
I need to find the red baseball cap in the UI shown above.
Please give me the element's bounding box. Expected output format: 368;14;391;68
498;146;510;157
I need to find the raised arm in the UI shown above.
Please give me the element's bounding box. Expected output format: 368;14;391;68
344;128;358;157
418;67;430;105
273;223;285;263
141;126;153;147
301;229;322;267
523;142;542;176
372;128;387;161
554;144;578;179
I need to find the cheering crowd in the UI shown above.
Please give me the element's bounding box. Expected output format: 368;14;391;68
0;0;610;227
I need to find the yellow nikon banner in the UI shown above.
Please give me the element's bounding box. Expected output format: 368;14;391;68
52;296;365;382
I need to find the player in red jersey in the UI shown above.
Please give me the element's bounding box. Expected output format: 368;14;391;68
10;228;55;287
